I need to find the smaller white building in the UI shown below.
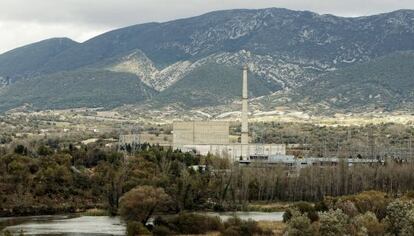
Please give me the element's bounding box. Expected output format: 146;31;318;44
178;143;286;162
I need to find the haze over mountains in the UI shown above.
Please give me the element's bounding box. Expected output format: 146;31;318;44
0;8;413;114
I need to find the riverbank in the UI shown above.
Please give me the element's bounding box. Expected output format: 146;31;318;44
0;203;107;218
1;212;286;235
259;221;286;235
243;202;292;212
0;201;292;218
177;221;287;236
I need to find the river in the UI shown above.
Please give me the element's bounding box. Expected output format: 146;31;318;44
0;212;284;235
0;215;125;235
203;211;284;222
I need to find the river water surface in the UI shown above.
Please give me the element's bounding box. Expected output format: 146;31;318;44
0;212;283;235
0;215;125;235
204;211;284;222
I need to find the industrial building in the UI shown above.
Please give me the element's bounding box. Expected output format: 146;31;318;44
173;121;230;147
177;143;287;162
169;66;392;168
172;65;289;162
239;156;385;168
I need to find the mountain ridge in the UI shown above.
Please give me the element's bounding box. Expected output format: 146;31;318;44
0;38;78;80
0;8;413;113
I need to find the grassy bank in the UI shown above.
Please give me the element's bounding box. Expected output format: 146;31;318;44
243;202;292;212
80;208;110;216
258;221;286;235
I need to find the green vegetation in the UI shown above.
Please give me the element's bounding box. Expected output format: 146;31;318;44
293;51;414;112
126;221;151;236
284;191;414;236
1;122;414;235
2;10;414;113
0;38;77;78
81;208;109;216
2;134;414;218
152;213;223;235
155;62;276;108
149;213;270;236
0;69;156;112
244;202;291;212
0;140;232;217
0;61;277;112
119;186;170;224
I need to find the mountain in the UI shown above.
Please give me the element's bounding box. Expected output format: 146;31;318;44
289;51;414;113
0;8;414;113
154;62;277;107
0;38;78;80
0;70;156;112
36;9;414;72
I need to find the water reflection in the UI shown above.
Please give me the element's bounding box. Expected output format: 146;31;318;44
0;212;283;235
1;215;125;236
203;211;284;222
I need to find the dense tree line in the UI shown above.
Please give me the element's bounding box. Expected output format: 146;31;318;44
0;140;228;216
0;142;123;216
2;138;414;216
284;191;414;236
225;161;414;203
3;136;414;235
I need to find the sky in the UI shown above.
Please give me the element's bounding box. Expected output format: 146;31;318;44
0;0;413;54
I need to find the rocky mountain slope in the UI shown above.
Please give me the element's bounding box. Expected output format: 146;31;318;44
291;51;414;113
0;8;413;113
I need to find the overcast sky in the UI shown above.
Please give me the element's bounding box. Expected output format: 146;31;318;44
0;0;413;54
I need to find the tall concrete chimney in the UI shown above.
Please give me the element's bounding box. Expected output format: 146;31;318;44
241;65;249;160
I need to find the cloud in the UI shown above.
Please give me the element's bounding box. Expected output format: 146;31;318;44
0;21;109;53
0;0;413;53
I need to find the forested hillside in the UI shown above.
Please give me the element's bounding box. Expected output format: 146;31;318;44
0;70;156;111
0;8;413;113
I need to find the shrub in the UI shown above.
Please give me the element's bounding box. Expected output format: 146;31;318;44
294;202;314;213
314;201;329;212
2;231;12;236
336;200;359;217
352;211;385;236
119;186;170;224
338;191;390;220
221;226;240;236
152;225;173;236
175;214;222;234
159;213;223;234
284;203;318;223
384;200;414;235
283;209;294;223
37;145;53;156
403;191;414;199
319;209;349;236
307;211;319;223
401;208;414;236
222;217;268;236
126;221;151;236
14;145;27;155
213;203;226;212
285;211;315;236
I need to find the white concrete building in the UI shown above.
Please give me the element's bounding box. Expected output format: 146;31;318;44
178;143;286;162
172;65;289;161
